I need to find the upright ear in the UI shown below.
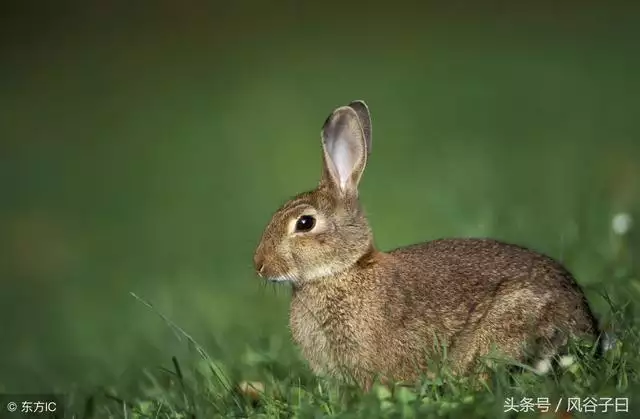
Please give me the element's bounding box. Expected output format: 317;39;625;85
348;100;372;156
320;105;368;196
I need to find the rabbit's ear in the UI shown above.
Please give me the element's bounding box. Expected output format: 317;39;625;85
348;100;372;156
320;105;368;196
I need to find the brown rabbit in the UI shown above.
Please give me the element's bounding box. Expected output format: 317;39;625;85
253;100;599;390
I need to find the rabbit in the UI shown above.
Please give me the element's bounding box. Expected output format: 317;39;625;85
253;100;600;390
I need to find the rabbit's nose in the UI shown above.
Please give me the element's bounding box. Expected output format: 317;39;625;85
254;254;265;277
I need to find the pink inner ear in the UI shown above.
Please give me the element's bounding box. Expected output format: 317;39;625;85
332;136;354;189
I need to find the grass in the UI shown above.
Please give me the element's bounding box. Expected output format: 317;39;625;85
60;225;639;419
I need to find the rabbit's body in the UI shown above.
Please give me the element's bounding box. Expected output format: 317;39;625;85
290;238;597;386
254;101;599;389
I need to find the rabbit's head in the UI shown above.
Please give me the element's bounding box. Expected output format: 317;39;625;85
254;101;374;284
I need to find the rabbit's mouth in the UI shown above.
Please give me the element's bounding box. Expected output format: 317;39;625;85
266;275;295;283
255;258;296;282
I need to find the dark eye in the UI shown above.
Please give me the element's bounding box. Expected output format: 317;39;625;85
295;215;316;232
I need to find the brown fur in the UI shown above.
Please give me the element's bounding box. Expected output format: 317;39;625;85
253;101;599;390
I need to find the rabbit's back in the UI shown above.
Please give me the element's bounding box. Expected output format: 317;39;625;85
385;237;597;337
377;238;598;370
388;237;586;307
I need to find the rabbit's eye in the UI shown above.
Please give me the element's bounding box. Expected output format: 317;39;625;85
295;215;316;232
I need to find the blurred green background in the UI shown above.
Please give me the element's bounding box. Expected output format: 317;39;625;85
1;1;639;392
